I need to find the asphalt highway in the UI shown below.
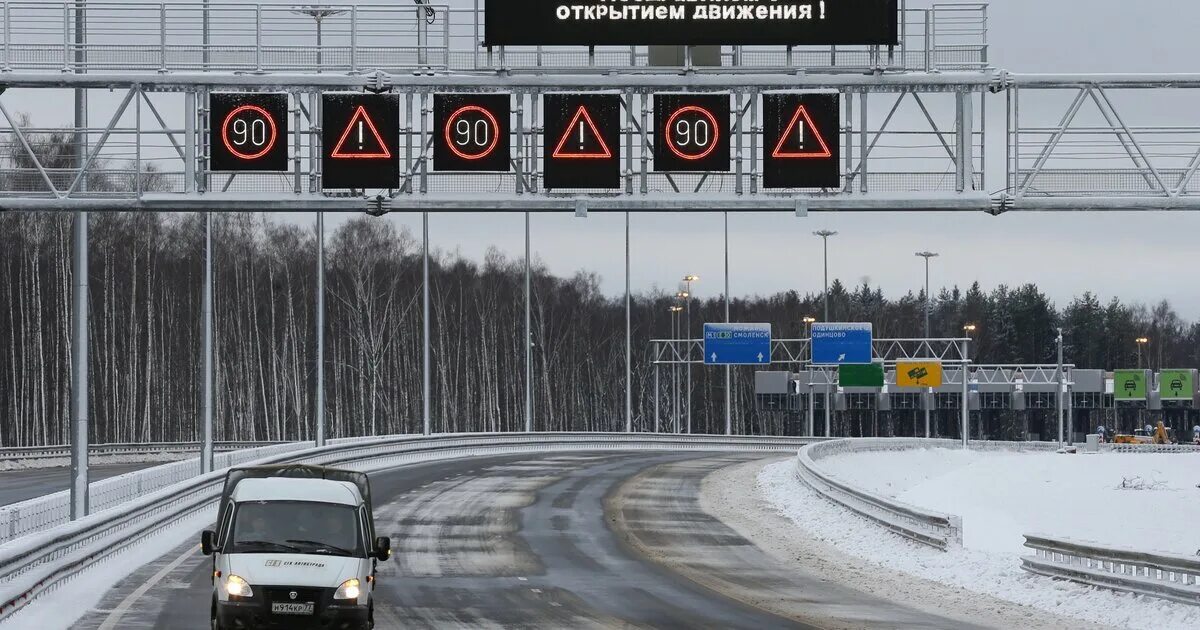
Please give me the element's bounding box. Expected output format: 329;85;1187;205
0;463;158;506
75;452;976;629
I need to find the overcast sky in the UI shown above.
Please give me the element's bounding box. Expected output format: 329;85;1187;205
8;1;1200;315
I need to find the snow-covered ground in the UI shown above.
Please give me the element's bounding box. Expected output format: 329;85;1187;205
817;448;1200;555
759;451;1200;630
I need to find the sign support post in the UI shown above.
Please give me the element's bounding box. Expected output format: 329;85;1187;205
961;339;970;448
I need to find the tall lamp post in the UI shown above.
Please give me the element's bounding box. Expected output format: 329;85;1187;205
802;316;817;435
915;252;939;439
813;231;837;321
680;275;698;433
290;6;348;72
915;251;939;340
670;305;684;433
961;324;977;443
1135;336;1149;369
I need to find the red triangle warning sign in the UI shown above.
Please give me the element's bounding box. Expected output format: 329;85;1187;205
331;106;392;159
772;105;832;159
552;106;613;160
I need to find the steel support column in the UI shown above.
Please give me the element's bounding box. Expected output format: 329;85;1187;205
625;211;632;433
961;342;970;447
423;211;432;435
70;209;89;520
201;212;214;472
315;212;326;446
724;211;731;436
525;211;533;433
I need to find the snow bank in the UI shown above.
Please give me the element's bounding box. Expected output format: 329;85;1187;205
759;458;1200;630
818;448;1200;554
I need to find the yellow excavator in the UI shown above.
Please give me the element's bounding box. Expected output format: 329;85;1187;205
1113;420;1176;445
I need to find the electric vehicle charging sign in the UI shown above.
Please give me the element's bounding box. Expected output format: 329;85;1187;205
543;93;621;189
321;93;400;189
654;94;730;172
434;93;511;172
210;93;289;172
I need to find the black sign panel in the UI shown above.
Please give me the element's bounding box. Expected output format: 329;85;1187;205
434;94;511;172
763;93;841;189
485;1;898;46
321;93;400;190
543;93;621;190
210;93;288;172
654;94;730;173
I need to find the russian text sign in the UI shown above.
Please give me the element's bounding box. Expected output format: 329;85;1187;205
704;323;771;365
811;322;872;365
485;1;899;47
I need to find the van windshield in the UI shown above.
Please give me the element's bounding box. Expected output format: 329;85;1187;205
229;501;362;557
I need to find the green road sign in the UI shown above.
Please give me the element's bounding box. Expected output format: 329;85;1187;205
1159;369;1194;400
839;362;884;388
1113;369;1147;401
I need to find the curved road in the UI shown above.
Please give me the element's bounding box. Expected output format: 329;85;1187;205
75;452;976;629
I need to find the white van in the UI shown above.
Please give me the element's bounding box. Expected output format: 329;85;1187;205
201;465;391;630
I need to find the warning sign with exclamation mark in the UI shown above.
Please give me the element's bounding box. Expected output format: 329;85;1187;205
762;93;841;190
322;93;400;190
543;93;621;190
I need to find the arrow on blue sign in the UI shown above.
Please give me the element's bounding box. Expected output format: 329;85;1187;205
704;323;772;365
811;322;873;365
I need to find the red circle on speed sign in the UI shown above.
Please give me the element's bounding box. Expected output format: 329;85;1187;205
443;105;501;161
221;104;278;161
664;105;720;161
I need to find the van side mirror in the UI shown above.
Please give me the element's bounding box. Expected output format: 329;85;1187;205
201;530;216;556
374;536;391;562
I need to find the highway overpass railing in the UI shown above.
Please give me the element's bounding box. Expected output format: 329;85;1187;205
1022;534;1200;607
0;440;288;462
0;441;310;545
0;432;817;620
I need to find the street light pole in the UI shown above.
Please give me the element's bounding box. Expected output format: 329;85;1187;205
1057;328;1065;448
916;251;938;440
813;230;837;321
681;274;698;434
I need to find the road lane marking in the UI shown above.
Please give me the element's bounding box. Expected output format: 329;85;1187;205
97;543;200;630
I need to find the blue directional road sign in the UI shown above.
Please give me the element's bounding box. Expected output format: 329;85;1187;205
811;322;873;365
704;323;772;365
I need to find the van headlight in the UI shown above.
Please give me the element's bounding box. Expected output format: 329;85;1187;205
333;578;361;601
225;574;253;598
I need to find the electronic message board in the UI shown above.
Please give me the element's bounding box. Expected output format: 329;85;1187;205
485;1;899;47
543;93;621;189
654;94;730;172
763;93;841;189
321;93;400;190
210;93;289;172
434;94;511;172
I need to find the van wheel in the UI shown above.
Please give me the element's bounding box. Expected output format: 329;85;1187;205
211;601;223;630
366;601;375;630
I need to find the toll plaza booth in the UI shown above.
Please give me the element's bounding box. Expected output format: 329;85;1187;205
1154;369;1199;441
1070;370;1107;443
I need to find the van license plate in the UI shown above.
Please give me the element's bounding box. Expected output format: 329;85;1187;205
271;602;314;615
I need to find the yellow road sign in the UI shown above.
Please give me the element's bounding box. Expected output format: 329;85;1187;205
896;361;943;388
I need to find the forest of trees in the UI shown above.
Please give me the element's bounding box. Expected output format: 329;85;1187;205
3;211;1200;446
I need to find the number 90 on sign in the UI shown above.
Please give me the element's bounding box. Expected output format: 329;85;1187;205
653;93;730;173
434;93;512;172
209;93;289;172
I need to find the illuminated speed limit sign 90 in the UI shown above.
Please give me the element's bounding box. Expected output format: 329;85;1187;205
434;94;511;172
654;94;730;172
209;93;288;172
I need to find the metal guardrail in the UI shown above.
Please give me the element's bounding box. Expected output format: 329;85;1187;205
0;432;815;620
0;441;286;462
0;442;310;545
0;2;988;75
794;438;966;550
1022;534;1200;606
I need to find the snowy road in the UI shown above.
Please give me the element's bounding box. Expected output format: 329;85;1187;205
0;463;157;506
70;451;986;629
